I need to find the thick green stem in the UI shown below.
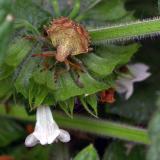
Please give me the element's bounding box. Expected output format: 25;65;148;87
69;0;80;19
89;18;160;43
51;0;60;17
55;114;150;145
0;105;150;144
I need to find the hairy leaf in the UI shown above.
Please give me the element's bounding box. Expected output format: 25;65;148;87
80;44;139;77
5;39;33;67
13;0;51;28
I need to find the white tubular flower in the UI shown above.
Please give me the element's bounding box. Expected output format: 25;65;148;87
25;106;70;147
115;63;151;100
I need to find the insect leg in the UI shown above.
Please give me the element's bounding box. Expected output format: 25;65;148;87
32;51;56;58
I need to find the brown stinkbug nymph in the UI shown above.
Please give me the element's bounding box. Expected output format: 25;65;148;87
32;17;92;66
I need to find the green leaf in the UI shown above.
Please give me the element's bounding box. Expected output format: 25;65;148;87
128;146;145;160
29;82;49;107
50;143;70;160
0;0;12;23
10;143;70;160
28;69;56;107
69;0;80;19
79;95;98;117
32;70;55;90
0;77;13;98
13;0;51;28
11;145;51;160
0;0;13;64
0;64;14;80
53;72;111;101
89;18;160;43
0;39;33;82
15;59;37;98
80;44;140;77
86;94;98;114
13;43;138;108
0;118;24;147
102;142;127;160
14;19;40;35
76;0;101;21
58;98;75;118
5;39;33;67
50;0;61;17
46;70;56;90
80;0;101;12
106;80;158;124
103;142;145;160
80;0;133;22
158;0;160;14
0;0;12;10
106;40;160;124
74;144;99;160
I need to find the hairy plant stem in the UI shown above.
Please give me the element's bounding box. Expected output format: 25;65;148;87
89;17;160;43
0;105;150;144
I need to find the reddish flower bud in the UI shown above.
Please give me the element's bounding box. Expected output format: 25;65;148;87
99;88;115;104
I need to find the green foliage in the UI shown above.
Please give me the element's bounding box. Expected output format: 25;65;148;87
158;0;160;13
80;44;139;77
58;97;75;117
106;40;160;124
51;0;61;17
69;0;80;19
0;0;159;159
0;118;24;147
11;146;51;160
5;39;33;67
8;143;70;160
0;77;13;98
102;142;145;160
128;146;146;160
147;96;160;160
0;0;152;114
80;0;133;22
12;0;51;29
79;94;98;117
0;0;13;64
102;142;127;160
74;144;99;160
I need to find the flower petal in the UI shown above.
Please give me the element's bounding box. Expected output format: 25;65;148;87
25;134;39;147
58;129;71;143
33;106;60;145
116;79;134;100
115;79;127;94
127;63;151;82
